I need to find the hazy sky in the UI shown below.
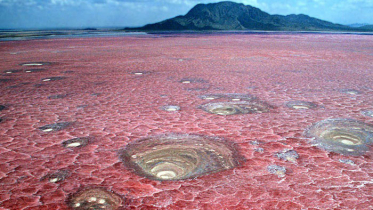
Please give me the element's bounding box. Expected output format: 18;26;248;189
0;0;372;29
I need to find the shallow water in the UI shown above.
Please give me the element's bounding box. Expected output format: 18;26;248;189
1;30;373;42
1;33;373;209
0;30;147;42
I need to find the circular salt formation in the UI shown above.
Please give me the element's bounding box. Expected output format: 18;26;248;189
179;78;208;84
131;71;150;75
20;62;52;66
119;134;244;181
67;187;124;210
38;122;72;132
3;70;21;74
161;105;180;112
62;137;91;148
41;77;66;82
200;101;273;115
340;89;362;95
305;118;373;156
286;101;318;109
24;69;46;73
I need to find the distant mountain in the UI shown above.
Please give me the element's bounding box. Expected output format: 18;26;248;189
358;25;373;30
348;23;370;28
126;1;371;31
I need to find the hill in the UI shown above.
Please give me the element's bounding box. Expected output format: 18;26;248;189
358;25;373;30
126;1;370;31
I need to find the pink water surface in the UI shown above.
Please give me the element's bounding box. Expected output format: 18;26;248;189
1;33;373;209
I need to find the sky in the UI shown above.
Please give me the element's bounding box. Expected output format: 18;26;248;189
0;0;372;29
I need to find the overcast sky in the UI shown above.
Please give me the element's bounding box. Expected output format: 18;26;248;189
0;0;372;29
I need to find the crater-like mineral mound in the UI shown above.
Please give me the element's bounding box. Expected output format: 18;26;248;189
305;118;373;156
285;100;318;109
67;187;124;210
200;101;273;115
119;133;244;181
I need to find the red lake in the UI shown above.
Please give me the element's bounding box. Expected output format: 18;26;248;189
1;33;373;209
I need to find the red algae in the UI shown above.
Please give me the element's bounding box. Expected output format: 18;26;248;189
1;34;373;209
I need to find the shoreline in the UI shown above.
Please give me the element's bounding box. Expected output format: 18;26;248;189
1;29;373;42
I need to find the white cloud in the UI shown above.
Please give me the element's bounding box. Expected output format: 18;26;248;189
331;0;373;10
1;0;372;29
0;0;36;6
50;0;87;6
347;0;373;4
314;0;325;5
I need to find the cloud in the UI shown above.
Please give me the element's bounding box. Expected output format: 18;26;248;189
0;0;372;29
0;0;79;6
347;0;373;5
0;0;37;6
333;0;373;10
50;0;84;6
